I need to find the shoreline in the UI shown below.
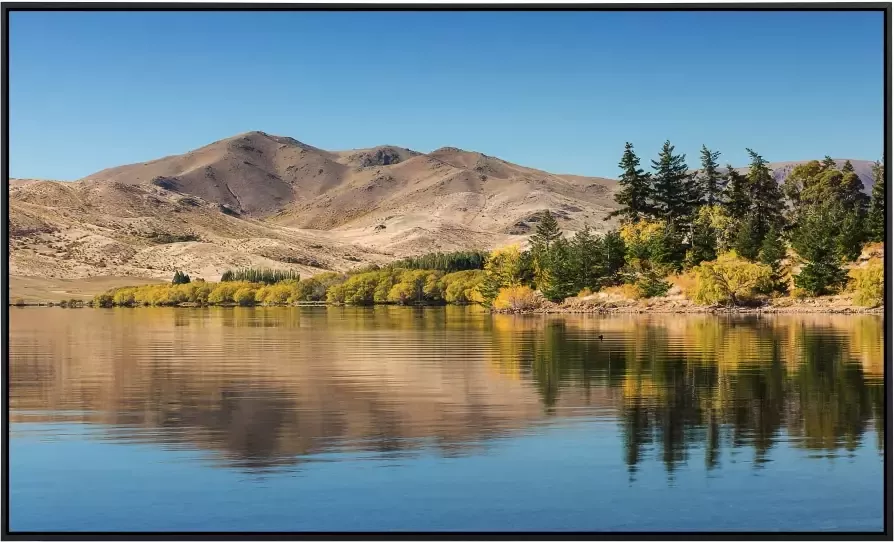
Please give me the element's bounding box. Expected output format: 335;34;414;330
492;305;884;315
9;301;884;315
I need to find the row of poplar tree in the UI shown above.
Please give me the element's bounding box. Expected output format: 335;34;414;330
520;141;885;300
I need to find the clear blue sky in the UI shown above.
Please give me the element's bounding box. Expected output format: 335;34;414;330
9;10;885;180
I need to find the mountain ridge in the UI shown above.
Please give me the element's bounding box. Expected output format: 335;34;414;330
8;130;879;299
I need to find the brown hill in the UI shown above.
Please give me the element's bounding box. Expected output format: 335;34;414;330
10;131;622;299
80;131;620;235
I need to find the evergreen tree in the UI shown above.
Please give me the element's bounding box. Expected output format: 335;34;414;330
821;155;838;170
569;226;605;291
838;166;869;216
530;210;562;251
648;222;687;272
698;145;725;206
530;210;564;291
837;207;866;262
842;160;855;173
539;238;578;302
607;142;653;222
734;214;763;261
758;225;787;293
172;270;191;285
651;141;693;227
791;201;849;296
866;160;886;243
601;230;627;286
685;214;717;268
744;148;784;246
722;165;750;221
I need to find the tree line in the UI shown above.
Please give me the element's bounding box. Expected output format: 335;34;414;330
478;142;885;305
94;142;884;309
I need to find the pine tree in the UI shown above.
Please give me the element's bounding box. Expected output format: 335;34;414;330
172;270;191;285
698;145;725;206
529;210;564;291
838;166;869;216
821;155;838;170
601;230;627;286
651;141;692;226
758;225;787;293
569;226;605;291
836;207;866;262
530;210;562;252
744;148;784;245
607;142;653;222
685;214;717;268
539;238;578;302
722;165;750;221
648;222;687;272
734;214;763;261
866;160;885;242
842;160;855;173
791;201;849;296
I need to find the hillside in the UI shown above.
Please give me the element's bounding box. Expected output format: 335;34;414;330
9;132;622;299
8;131;877;301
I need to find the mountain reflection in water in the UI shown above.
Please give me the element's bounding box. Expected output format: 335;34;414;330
9;307;884;477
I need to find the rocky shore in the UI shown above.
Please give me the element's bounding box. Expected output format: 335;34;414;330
492;294;884;315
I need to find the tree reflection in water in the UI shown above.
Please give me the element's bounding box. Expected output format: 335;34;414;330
8;308;884;478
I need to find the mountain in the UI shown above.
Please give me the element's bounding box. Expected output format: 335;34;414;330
9;131;620;298
80;131;620;234
8;131;877;300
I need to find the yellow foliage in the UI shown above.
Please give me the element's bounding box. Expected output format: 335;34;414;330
233;287;258;306
690;252;772;305
577;288;593;298
255;283;296;304
484;244;525;287
668;272;698;298
619;218;665;246
492;286;541;311
208;281;250;304
441;270;486;304
848;258;883;307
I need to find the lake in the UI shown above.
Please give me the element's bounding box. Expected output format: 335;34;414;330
7;307;885;533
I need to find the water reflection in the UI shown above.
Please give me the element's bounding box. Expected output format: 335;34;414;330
9;308;884;478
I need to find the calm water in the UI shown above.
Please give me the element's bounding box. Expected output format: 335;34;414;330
8;307;885;533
